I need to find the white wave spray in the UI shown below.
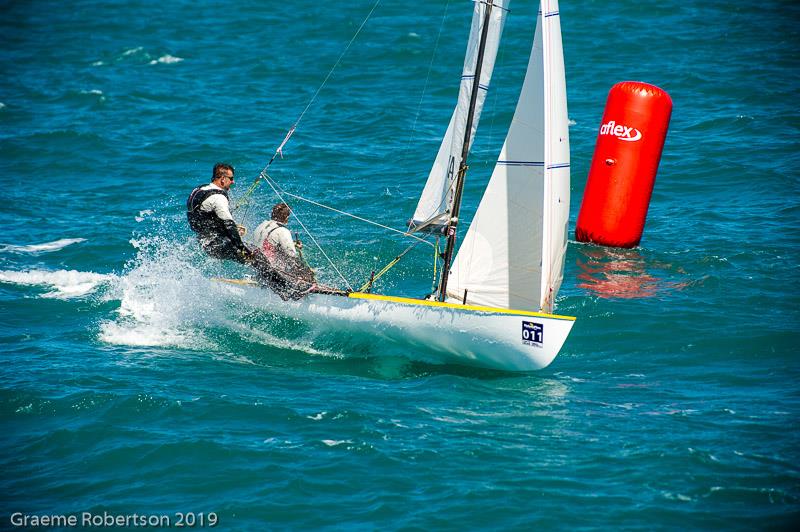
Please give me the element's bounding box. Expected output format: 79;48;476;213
0;269;114;299
0;238;86;254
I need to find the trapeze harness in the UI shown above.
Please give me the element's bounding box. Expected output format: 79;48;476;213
252;222;317;301
259;223;289;261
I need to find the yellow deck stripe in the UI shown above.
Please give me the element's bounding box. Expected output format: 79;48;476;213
214;278;576;321
212;277;260;286
348;292;576;321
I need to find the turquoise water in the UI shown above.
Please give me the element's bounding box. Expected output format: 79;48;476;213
2;0;799;529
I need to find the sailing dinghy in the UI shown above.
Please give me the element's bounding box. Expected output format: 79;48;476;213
223;0;575;371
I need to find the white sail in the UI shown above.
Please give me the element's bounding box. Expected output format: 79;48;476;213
409;0;509;233
447;0;570;312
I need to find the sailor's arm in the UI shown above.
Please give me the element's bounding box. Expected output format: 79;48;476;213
205;196;250;256
275;228;298;257
204;194;235;223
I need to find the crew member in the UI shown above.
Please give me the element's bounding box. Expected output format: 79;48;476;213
252;202;315;300
253;202;302;259
186;163;251;263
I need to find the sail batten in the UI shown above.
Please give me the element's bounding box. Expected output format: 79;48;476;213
408;0;509;234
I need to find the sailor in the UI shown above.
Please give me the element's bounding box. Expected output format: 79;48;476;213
251;202;316;300
186;163;252;264
253;202;302;259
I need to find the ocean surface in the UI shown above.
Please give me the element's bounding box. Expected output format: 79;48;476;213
1;0;798;529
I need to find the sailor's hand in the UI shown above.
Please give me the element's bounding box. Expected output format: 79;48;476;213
295;240;303;250
237;224;247;237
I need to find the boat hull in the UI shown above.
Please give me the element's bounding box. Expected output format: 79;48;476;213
218;281;575;371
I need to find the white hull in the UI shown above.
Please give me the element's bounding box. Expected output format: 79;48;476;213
220;281;574;371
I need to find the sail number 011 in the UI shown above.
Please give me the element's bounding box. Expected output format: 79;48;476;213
521;321;544;347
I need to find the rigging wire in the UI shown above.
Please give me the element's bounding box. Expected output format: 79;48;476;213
232;0;385;292
263;175;436;293
365;0;449;284
236;0;383;217
357;240;423;293
278;191;435;248
407;0;500;234
431;238;441;294
402;0;451;161
261;173;354;292
228;0;462;293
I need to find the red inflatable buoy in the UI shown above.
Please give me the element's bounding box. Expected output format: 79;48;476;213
575;81;672;248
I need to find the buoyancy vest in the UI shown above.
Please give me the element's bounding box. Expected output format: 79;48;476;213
186;185;228;237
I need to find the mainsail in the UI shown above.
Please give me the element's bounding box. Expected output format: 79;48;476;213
408;0;509;234
446;0;570;313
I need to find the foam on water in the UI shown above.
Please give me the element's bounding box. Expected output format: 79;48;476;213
77;89;105;102
217;317;342;360
93;233;463;366
0;237;86;254
135;210;154;222
88;231;350;359
149;55;183;65
98;237;213;349
0;268;114;299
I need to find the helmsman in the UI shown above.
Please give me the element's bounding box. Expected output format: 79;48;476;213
186;163;251;263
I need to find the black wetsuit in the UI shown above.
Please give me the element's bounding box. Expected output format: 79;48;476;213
186;184;250;263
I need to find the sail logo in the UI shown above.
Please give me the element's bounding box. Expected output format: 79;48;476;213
522;321;543;348
599;120;642;142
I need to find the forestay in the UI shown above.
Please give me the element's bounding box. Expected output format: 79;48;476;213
446;0;570;313
408;0;509;234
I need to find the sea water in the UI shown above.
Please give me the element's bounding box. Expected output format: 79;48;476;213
1;0;798;529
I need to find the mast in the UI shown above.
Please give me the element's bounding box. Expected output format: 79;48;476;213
437;0;496;302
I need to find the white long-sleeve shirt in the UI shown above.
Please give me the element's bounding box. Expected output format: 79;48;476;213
197;183;235;221
253;220;297;258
